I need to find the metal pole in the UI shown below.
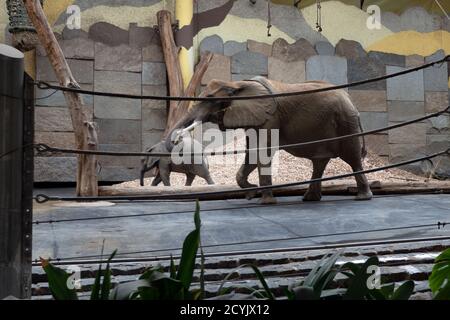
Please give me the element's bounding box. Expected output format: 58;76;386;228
0;43;32;299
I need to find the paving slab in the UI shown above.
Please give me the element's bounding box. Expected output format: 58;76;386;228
32;194;450;261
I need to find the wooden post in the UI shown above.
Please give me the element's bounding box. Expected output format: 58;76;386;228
23;0;98;196
0;44;33;299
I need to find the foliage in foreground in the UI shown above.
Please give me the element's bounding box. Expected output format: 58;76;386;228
41;203;450;300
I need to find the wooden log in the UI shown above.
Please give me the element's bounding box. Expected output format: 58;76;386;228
172;52;213;125
24;0;98;196
157;10;213;136
99;181;450;201
157;10;184;136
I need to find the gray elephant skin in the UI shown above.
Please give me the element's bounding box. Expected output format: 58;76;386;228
140;139;214;187
166;76;373;204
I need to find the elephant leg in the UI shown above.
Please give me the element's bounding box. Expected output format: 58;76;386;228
236;136;258;199
203;171;215;185
303;158;330;201
341;155;373;201
256;132;277;205
160;173;171;186
157;160;171;186
257;161;277;205
236;162;258;188
237;162;258;200
196;162;215;185
151;173;162;186
185;173;195;186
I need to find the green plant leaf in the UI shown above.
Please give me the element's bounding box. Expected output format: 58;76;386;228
139;266;164;280
176;209;201;290
217;264;275;300
302;251;341;298
379;283;395;299
41;258;78;300
137;286;160;300
433;281;450;300
320;288;347;299
100;249;117;300
169;255;177;279
110;279;151;300
194;200;201;230
90;263;102;300
292;286;316;300
198;241;205;300
391;281;414;300
248;264;275;300
429;248;450;294
152;276;185;300
176;229;200;290
343;256;379;300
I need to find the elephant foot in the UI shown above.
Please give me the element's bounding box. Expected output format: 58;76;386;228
303;190;322;202
259;194;277;205
240;182;258;200
355;190;373;201
245;190;257;200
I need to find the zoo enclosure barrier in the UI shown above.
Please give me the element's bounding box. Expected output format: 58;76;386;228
1;53;449;199
1;48;450;294
27;54;450;201
28;54;450;264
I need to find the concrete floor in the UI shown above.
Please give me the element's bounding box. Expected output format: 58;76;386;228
32;189;450;261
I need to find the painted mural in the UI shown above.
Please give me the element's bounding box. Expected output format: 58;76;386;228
1;0;449;86
1;0;448;182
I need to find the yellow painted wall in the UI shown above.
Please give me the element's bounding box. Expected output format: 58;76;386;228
1;0;448;86
176;0;194;88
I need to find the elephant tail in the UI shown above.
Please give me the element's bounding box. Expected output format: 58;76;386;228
358;117;367;159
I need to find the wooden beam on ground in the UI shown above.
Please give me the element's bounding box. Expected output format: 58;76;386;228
24;0;98;196
99;181;450;201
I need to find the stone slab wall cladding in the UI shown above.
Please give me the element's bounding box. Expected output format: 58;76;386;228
34;26;449;182
200;36;450;178
34;23;168;182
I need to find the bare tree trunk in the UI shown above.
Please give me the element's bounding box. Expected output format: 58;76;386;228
157;10;184;136
24;0;98;196
174;52;213;122
157;10;213;137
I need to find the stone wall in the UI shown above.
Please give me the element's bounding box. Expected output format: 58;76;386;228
33;21;449;182
34;23;168;182
200;36;450;178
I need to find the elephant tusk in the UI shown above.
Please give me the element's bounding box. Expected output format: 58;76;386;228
174;121;202;143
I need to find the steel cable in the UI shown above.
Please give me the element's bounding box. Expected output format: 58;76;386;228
32;223;449;264
33;54;450;102
32;192;448;225
33;106;450;157
34;148;450;203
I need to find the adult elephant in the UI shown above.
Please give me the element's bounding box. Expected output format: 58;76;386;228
166;76;373;204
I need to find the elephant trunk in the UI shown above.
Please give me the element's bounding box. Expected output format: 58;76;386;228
140;158;148;186
165;111;198;152
140;167;146;186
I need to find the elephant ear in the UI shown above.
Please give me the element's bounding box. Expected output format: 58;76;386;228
222;97;278;128
144;141;167;169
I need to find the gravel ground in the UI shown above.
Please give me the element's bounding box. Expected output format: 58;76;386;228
118;131;434;188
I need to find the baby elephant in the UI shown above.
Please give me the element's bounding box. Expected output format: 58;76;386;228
140;138;214;187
